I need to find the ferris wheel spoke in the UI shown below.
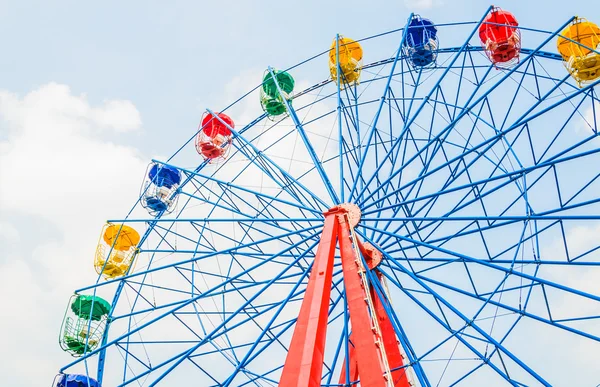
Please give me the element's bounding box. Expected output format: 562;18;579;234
366;88;493;246
171;173;323;254
380;126;534;248
366;224;600;310
364;86;444;242
108;263;310;324
362;91;510;223
360;266;433;387
162;159;328;253
75;225;322;299
334;134;404;214
384;215;600;268
353;10;495;206
139;218;319;264
358;22;578;213
536;95;597;164
263;67;340;204
357;80;491;217
70;231;323;384
347;13;415;202
497;61;541;133
179;176;320;242
362;80;597;233
339;93;372;201
365;134;521;249
173;164;322;215
228;139;327;211
338;78;421;209
390;96;600;248
201;109;330;212
336;91;418;223
336;38;344;202
366;73;427;214
122;238;322;386
413;270;600;342
377;224;599;328
386;261;555;386
376;265;541;386
365;143;600;241
222;276;347;386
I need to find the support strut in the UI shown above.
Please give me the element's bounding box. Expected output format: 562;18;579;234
280;204;411;387
338;215;389;387
280;214;338;387
338;257;410;386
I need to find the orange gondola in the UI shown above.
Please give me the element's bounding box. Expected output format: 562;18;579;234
557;18;600;86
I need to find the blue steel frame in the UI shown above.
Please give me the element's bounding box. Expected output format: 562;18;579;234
58;7;600;387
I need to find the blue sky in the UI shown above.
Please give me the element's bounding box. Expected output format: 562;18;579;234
2;0;598;156
1;0;599;386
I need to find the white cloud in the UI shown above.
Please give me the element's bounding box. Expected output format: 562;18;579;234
0;83;148;386
0;83;141;137
0;83;146;223
92;99;142;132
0;220;19;242
403;0;443;10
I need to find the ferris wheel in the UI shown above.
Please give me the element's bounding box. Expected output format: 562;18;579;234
55;6;600;387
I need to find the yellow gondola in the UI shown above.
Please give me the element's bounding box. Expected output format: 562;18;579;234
557;18;600;86
94;223;140;279
329;36;363;87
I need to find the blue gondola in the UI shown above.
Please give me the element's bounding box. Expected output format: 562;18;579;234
148;164;181;188
141;163;182;215
55;374;101;387
403;15;439;68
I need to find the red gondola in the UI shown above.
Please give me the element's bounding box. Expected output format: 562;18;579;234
479;7;521;65
195;112;234;162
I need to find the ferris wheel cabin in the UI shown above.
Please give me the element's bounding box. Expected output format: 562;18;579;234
195;112;234;162
141;162;182;215
479;7;521;66
59;295;111;356
557;18;600;86
260;69;295;118
94;223;140;280
403;15;439;68
54;374;100;387
329;36;363;86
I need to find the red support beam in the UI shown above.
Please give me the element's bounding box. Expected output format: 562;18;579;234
279;213;339;387
281;205;411;387
338;274;411;387
371;273;411;387
337;215;388;387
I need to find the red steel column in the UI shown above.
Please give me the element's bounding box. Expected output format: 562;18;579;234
371;273;411;387
279;213;339;387
337;214;388;387
338;276;410;387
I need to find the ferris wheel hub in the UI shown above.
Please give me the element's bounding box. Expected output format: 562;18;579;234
360;242;383;269
325;202;361;227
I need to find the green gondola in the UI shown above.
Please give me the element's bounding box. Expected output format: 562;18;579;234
260;69;295;117
59;295;111;356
